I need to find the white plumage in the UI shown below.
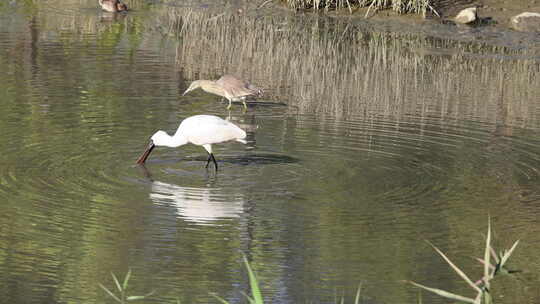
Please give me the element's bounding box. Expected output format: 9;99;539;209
136;115;247;170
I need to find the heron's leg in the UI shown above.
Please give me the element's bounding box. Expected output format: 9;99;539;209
242;100;248;109
227;99;232;110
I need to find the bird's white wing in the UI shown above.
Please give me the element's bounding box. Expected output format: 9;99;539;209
181;115;246;145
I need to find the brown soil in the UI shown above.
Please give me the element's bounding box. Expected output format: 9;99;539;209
475;0;540;26
310;0;540;31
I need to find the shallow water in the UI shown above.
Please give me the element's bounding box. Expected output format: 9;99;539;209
1;0;540;303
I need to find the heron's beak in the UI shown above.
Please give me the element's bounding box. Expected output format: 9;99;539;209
182;88;191;96
136;140;155;164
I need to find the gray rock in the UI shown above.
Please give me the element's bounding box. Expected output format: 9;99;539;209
454;7;477;24
510;12;540;32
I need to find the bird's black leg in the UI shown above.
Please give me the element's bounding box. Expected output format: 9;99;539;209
205;153;218;170
210;153;218;171
205;153;211;168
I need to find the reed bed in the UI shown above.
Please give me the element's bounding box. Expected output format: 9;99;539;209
24;1;540;129
162;7;540;128
281;0;430;15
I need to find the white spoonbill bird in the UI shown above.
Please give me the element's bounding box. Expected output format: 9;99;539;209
136;115;247;170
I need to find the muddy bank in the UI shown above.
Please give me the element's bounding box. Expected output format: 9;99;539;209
263;0;540;48
357;0;540;29
436;0;540;27
279;0;540;25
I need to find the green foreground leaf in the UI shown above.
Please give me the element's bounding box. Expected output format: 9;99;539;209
243;255;264;304
407;281;477;304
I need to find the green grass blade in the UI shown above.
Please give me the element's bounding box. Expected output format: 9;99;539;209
499;240;519;268
240;291;256;304
427;241;482;293
407;281;477;304
489;245;499;264
123;269;132;291
126;289;155;301
475;292;482;304
99;283;123;303
354;282;362;304
243;255;264;304
128;290;154;302
111;272;123;293
211;293;231;304
483;290;492;304
484;218;492;286
475;257;494;271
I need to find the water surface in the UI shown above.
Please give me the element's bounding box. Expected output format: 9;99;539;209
1;1;540;303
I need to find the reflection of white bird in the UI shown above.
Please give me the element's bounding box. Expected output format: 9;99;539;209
150;181;244;225
136;115;247;170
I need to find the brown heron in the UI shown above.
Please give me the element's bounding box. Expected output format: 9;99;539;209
98;0;128;13
136;115;247;170
182;75;262;110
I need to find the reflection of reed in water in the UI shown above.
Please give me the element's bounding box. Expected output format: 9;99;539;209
165;7;540;127
14;0;540;128
150;181;244;225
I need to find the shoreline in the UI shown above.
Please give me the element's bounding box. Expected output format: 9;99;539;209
259;0;540;51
